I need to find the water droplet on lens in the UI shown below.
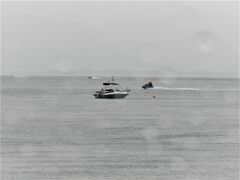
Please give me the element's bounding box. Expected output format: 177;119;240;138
140;44;159;64
193;30;217;53
170;157;188;171
142;127;159;141
6;32;20;51
223;90;238;104
5;110;20;125
19;145;37;157
56;55;74;73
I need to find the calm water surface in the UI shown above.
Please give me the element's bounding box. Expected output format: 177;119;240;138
1;77;239;180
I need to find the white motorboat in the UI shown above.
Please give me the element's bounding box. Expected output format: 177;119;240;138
93;77;129;99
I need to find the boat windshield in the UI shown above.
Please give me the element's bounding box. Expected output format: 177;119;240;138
103;82;122;91
102;77;124;91
103;82;119;85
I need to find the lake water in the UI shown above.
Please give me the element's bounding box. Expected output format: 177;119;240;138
1;76;239;180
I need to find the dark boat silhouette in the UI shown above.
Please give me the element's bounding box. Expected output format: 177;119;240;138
142;82;154;89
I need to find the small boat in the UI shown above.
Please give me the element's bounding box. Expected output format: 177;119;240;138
88;76;100;79
93;77;129;99
142;82;154;89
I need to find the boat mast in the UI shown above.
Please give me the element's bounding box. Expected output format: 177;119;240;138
111;76;115;81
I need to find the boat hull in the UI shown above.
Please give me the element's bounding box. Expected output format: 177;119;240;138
93;92;129;99
142;86;153;89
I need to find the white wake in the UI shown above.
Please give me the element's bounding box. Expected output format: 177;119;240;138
152;86;239;91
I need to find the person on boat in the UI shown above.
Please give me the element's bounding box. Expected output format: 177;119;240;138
100;88;105;95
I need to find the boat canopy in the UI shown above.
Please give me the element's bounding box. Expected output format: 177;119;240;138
103;82;119;85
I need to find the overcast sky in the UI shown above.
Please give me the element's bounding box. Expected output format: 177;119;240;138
1;1;239;77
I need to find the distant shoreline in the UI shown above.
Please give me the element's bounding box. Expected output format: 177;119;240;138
1;75;239;79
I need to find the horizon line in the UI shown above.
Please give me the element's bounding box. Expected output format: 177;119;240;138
1;75;239;79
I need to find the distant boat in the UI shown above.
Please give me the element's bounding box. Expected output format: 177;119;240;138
93;77;129;99
142;82;154;89
88;76;100;79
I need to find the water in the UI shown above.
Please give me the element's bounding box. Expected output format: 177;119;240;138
1;76;239;180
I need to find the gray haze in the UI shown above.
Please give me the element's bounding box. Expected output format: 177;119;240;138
1;1;239;77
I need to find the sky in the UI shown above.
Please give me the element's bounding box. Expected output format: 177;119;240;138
1;1;239;77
